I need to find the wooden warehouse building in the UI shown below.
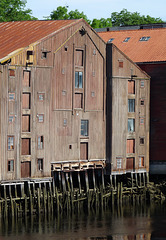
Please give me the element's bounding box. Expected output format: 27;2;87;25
0;19;150;190
98;24;166;174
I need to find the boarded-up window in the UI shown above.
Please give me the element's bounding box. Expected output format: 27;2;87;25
22;115;30;132
128;80;135;94
75;49;83;66
8;136;14;150
38;136;44;149
127;139;135;153
21;162;31;178
22;93;30;109
21;138;31;155
23;71;30;87
8;160;14;172
80;142;88;160
9;69;15;77
75;93;83;108
126;157;135;170
139;156;144;167
119;60;123;68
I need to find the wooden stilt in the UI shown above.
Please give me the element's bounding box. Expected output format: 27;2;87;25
110;174;113;187
139;173;142;187
61;172;66;192
101;168;105;190
143;172;145;186
114;175;117;190
93;169;96;190
85;170;89;192
78;171;81;193
131;173;133;189
135;173;138;186
70;172;74;192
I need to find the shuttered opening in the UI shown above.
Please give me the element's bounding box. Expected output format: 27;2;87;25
21;138;31;155
22;93;30;109
127;139;135;153
21;162;31;178
75;93;83;108
126;157;135;170
128;80;135;94
75;49;83;66
22;115;30;132
80;142;88;160
23;71;30;87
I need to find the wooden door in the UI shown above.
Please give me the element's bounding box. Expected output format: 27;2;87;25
21;162;31;178
80;142;88;160
128;80;135;94
75;93;83;108
21;138;31;155
126;157;134;170
23;71;30;87
75;49;83;66
22;93;30;109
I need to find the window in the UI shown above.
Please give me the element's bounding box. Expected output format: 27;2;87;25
139;36;150;41
9;69;15;77
38;136;44;149
140;80;144;88
38;93;45;101
75;71;83;88
9;93;15;101
140;117;144;125
37;159;43;171
8;160;14;172
139;156;144;167
123;37;130;42
37;114;44;123
108;38;114;43
41;51;47;59
116;157;122;169
128;80;135;94
128;99;135;112
9;115;15;124
63;118;67;126
81;120;89;137
128;119;135;132
140;137;145;145
140;99;145;105
127;139;135;153
8;136;14;150
119;60;123;68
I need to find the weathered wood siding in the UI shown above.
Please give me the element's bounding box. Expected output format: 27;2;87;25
107;44;150;174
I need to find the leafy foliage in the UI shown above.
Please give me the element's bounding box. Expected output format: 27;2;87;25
0;0;37;22
111;9;163;27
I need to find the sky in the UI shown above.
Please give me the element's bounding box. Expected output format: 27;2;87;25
26;0;166;22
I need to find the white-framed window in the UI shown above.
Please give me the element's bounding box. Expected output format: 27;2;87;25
116;157;122;169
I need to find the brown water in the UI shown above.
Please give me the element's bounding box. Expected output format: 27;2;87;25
0;203;166;240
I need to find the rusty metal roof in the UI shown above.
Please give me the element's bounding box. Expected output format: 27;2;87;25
0;19;80;61
98;28;166;63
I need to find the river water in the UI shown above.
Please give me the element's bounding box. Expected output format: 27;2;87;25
0;202;166;240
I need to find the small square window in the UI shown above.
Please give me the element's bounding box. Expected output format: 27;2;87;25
119;60;123;68
42;51;47;59
140;118;144;125
116;157;122;169
81;120;89;137
140;99;145;105
38;114;44;123
9;93;15;101
64;118;67;126
141;80;145;88
139;156;144;167
37;158;43;171
140;137;145;145
9;115;15;123
8;160;14;172
38;136;44;149
38;93;45;101
8;136;14;150
9;69;15;77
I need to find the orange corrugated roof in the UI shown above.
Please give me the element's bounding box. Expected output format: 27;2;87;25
0;19;80;61
98;28;166;63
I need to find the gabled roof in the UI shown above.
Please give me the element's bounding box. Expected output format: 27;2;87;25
0;19;80;62
98;28;166;63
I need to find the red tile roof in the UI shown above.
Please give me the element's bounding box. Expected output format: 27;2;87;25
0;19;80;61
98;28;166;63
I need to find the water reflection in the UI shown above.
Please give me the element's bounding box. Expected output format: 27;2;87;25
0;202;166;240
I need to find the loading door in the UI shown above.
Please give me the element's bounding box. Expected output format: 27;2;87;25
80;142;88;160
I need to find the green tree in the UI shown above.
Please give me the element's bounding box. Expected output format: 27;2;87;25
0;0;36;22
91;18;112;28
111;9;163;27
49;6;90;24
